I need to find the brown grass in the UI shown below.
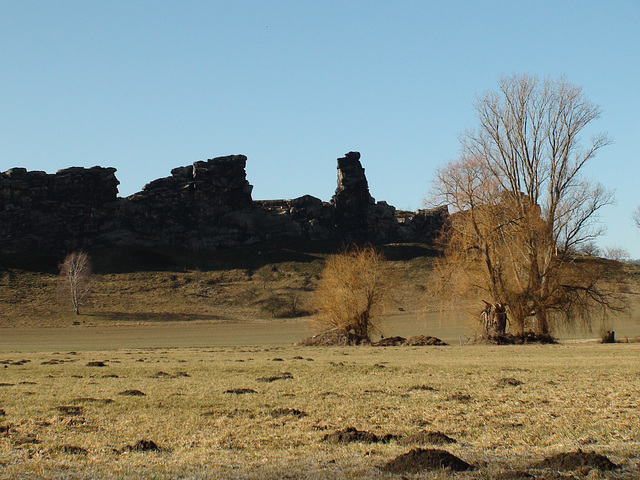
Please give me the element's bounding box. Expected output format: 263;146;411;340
0;344;639;478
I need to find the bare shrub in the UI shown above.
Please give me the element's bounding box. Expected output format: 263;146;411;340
58;251;92;315
313;246;391;341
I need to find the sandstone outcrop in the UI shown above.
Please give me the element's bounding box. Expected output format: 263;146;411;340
0;152;448;257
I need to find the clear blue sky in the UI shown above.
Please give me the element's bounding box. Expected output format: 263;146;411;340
2;1;639;256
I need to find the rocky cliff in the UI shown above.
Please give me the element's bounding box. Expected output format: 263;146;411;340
0;152;448;257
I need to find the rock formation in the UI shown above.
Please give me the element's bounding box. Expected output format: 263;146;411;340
0;152;448;257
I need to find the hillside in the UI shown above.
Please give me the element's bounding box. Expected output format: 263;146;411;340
2;240;640;342
0;241;437;328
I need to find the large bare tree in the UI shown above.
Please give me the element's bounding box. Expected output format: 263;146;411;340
431;74;624;335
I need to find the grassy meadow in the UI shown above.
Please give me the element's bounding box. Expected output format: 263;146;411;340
0;344;639;479
2;243;640;478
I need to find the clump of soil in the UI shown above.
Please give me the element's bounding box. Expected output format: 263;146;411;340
408;385;437;392
296;329;370;346
123;439;160;452
86;361;108;367
270;408;307;418
56;405;83;416
529;450;619;471
71;397;115;405
149;371;190;379
256;372;293;383
372;336;449;346
398;431;457;446
381;448;475;473
447;393;472;401
372;336;406;346
476;332;557;345
118;389;146;396
322;427;396;444
405;335;448;346
0;359;30;366
498;377;523;386
225;388;257;394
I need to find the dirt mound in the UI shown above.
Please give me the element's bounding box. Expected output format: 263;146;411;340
405;335;448;346
86;361;108;367
398;431;457;445
530;450;618;471
55;405;83;416
71;397;115;405
256;372;293;383
295;330;369;346
118;389;145;396
381;448;475;473
498;377;523;386
322;427;395;444
371;336;448;346
123;439;160;452
270;408;307;418
224;388;257;394
476;332;557;345
372;336;406;346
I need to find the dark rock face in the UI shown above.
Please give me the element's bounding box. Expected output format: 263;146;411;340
0;152;447;257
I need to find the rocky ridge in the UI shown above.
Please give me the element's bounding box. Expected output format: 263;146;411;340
0;152;447;256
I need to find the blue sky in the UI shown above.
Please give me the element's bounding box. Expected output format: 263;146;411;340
2;1;639;256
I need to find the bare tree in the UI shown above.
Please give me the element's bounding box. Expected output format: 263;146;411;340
313;246;391;341
633;206;640;229
430;74;624;335
59;251;92;315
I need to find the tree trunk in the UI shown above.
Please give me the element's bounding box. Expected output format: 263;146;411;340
535;308;549;335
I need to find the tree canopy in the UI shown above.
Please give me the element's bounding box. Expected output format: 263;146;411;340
430;74;624;335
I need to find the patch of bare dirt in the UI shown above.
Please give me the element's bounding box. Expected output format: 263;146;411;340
372;336;406;346
447;393;472;402
270;408;307;418
86;361;108;367
295;330;370;346
122;439;161;452
0;359;30;366
529;450;619;471
380;448;475;473
55;405;83;416
149;371;190;379
256;372;293;383
372;336;449;346
405;335;448;346
498;377;523;386
475;332;557;345
118;389;145;396
224;388;257;394
71;397;115;405
408;384;437;392
322;427;396;444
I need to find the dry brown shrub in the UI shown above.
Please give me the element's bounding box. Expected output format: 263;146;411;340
313;246;392;341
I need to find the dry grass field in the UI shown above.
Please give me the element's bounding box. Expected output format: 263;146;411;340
0;343;639;479
2;244;640;478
